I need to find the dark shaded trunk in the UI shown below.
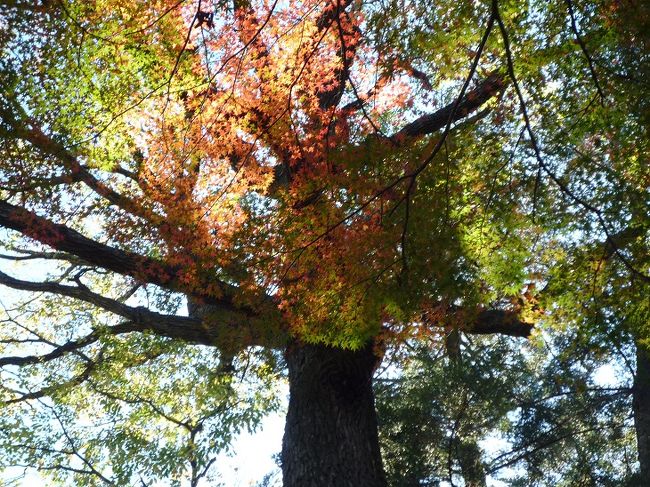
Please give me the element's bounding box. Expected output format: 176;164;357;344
457;440;486;487
634;341;650;484
281;342;387;487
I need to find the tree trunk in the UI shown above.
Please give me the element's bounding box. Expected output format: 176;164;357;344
457;440;487;487
281;341;387;487
634;340;650;484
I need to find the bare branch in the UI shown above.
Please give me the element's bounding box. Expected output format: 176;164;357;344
0;322;133;368
564;0;606;103
0;269;235;346
392;72;506;144
466;309;534;338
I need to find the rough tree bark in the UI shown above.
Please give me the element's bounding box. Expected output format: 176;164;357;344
634;340;650;484
281;341;387;487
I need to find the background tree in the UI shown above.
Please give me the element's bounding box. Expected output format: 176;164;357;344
376;329;636;486
0;0;648;485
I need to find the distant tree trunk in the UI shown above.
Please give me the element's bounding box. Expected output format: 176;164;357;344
281;341;387;487
634;341;650;484
457;440;487;487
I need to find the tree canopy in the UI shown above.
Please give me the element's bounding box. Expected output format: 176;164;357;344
0;0;648;485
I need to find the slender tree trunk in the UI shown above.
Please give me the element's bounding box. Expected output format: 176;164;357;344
281;341;387;487
634;340;650;484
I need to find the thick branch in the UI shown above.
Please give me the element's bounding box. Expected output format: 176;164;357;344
0;270;224;345
0;324;124;368
425;306;534;338
392;73;506;144
316;0;358;110
0;200;183;289
0;201;287;348
465;309;533;338
0;105;160;224
272;74;505;200
0;264;285;352
0;200;257;307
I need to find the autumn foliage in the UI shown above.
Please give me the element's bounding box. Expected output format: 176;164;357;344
0;0;524;349
1;0;648;484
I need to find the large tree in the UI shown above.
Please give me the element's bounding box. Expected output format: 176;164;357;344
0;0;648;485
